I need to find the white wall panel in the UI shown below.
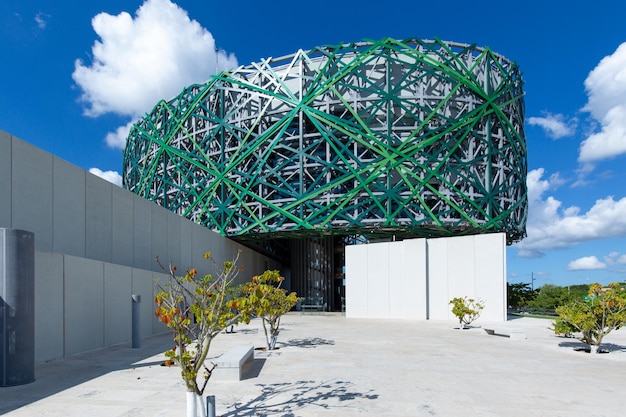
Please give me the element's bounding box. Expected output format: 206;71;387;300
345;244;368;318
345;234;506;323
426;238;449;320
388;243;405;318
366;242;390;317
403;239;427;319
446;236;476;305
474;234;507;321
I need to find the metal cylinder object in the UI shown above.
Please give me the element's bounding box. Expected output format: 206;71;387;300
131;294;141;348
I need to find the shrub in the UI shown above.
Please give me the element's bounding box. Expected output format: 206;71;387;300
449;296;485;329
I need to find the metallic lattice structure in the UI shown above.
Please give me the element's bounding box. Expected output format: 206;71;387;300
123;37;527;244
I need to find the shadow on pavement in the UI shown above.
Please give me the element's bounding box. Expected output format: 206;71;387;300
283;337;335;348
0;333;171;415
222;379;378;417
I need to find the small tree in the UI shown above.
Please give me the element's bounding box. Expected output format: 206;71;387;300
154;251;254;417
449;296;485;329
554;282;626;353
243;270;299;350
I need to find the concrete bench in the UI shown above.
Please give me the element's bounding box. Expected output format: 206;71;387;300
483;326;526;340
212;345;254;381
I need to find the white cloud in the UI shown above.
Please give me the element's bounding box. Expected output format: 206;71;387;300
514;168;626;257
528;113;576;139
73;0;238;149
105;120;136;149
34;12;51;30
567;256;606;271
89;168;123;186
579;42;626;164
605;252;626;265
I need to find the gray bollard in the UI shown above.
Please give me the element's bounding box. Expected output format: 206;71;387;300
132;294;141;348
206;395;216;417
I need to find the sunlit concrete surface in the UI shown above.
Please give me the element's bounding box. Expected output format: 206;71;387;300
1;313;625;417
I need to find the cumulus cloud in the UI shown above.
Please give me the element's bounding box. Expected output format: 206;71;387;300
73;0;237;139
567;256;606;271
579;42;626;164
89;168;123;186
514;168;626;257
528;113;577;139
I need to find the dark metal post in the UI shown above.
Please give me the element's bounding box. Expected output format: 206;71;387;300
206;395;216;417
132;294;141;348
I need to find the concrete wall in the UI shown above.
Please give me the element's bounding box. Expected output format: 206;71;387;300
0;131;280;363
345;233;506;322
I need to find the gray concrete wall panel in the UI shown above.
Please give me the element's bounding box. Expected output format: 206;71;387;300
111;185;134;267
34;252;64;363
86;175;113;262
63;255;105;356
166;212;182;268
0;132;11;227
150;204;168;269
4;132;281;363
178;218;193;269
132;196;152;270
103;263;132;346
11;139;53;251
52;157;86;257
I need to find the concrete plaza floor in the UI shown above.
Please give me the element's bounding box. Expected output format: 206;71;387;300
1;313;625;417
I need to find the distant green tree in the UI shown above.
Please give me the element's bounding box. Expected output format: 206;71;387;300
565;285;589;302
528;284;572;310
507;282;535;309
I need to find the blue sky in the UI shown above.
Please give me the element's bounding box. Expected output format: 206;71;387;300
2;0;626;288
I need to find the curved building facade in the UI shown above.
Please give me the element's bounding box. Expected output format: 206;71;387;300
123;37;527;245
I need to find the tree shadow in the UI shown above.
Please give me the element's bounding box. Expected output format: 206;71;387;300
221;379;378;416
558;340;626;353
234;328;259;335
282;338;335;348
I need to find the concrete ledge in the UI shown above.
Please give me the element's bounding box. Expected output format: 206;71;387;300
483;326;526;340
213;345;254;381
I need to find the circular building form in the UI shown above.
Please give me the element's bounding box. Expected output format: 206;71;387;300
123;37;527;309
124;37;527;243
